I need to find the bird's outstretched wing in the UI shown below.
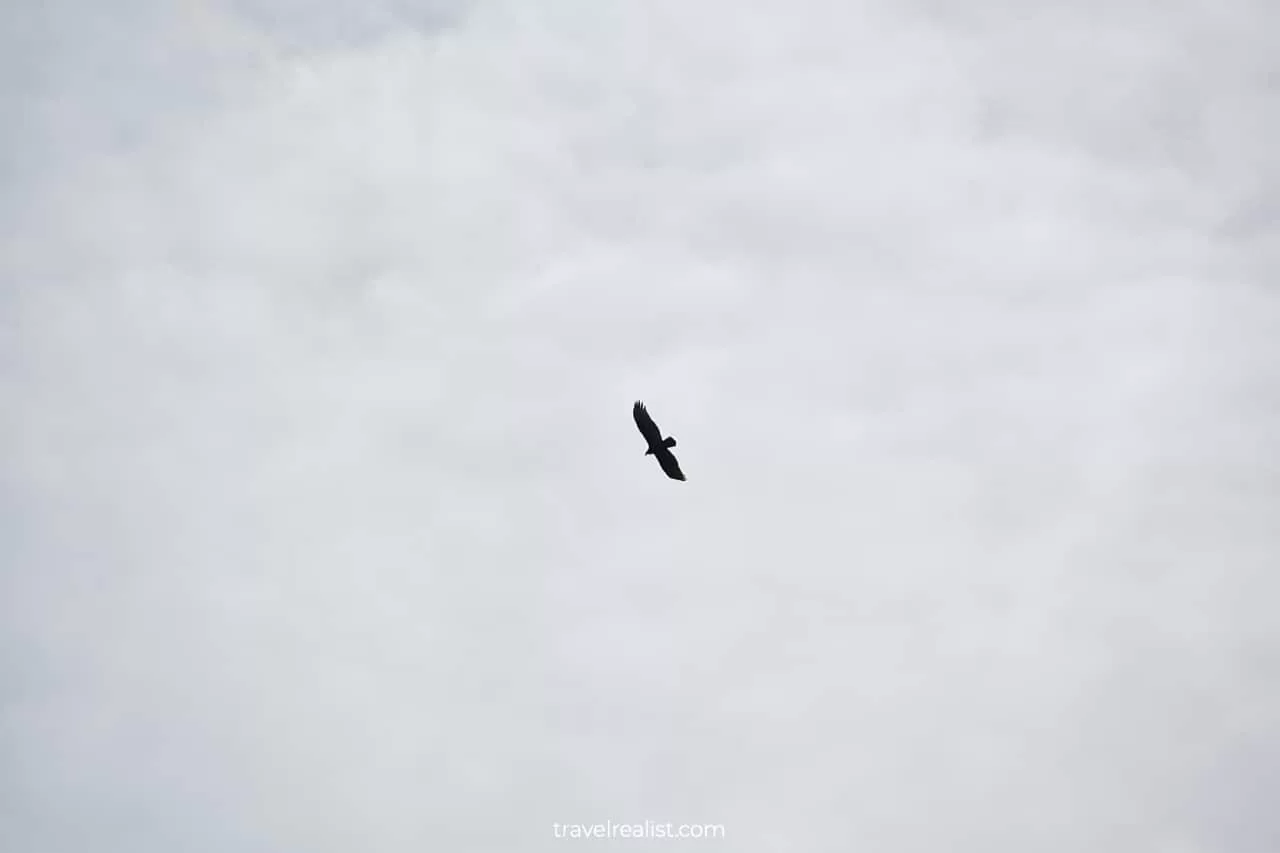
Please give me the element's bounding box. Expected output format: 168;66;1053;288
633;401;664;446
655;447;686;481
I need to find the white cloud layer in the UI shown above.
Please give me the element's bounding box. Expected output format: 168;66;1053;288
3;0;1278;850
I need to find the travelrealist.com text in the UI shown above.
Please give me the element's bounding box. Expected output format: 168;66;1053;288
552;821;725;840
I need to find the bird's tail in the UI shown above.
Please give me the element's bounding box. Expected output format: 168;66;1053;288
663;436;677;448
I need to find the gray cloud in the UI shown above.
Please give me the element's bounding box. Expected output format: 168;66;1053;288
2;0;1278;851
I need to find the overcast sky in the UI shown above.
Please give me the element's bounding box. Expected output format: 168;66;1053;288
3;0;1279;850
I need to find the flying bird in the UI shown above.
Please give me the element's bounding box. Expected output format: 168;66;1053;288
633;400;686;481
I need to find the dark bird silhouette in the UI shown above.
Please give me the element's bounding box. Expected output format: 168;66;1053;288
633;400;685;481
